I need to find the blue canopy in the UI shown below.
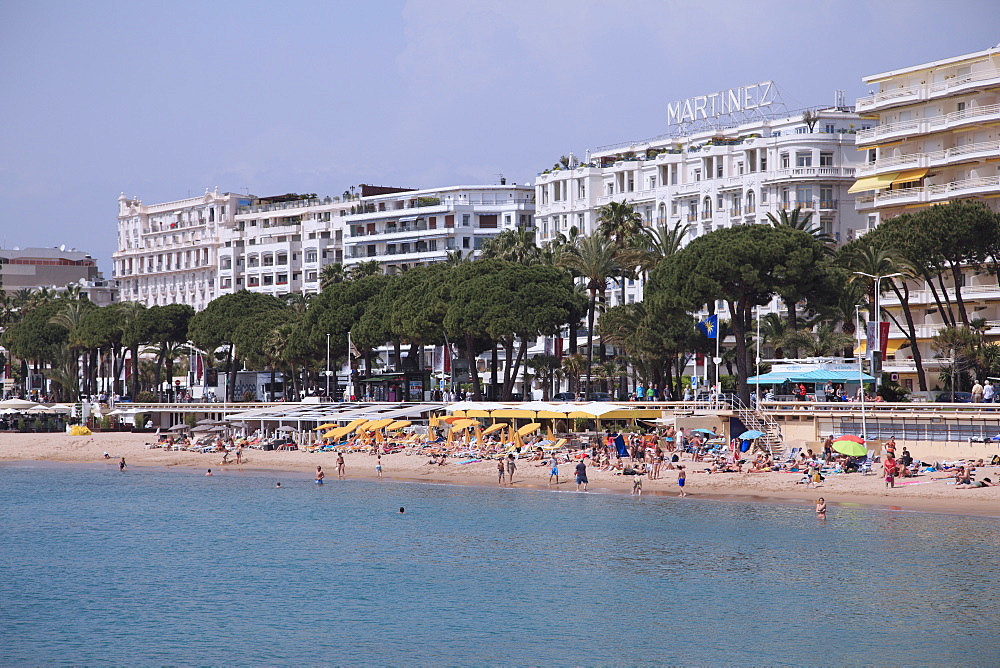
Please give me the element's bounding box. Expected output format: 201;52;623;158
746;369;875;384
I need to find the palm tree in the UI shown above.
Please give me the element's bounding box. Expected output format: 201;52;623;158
348;260;381;279
766;206;835;246
480;227;540;264
560;353;587;397
594;359;627;399
49;300;95;399
558;235;622;395
320;263;347;290
596;199;645;304
637;221;691;275
264;323;299;401
444;250;468;266
284;293;312;314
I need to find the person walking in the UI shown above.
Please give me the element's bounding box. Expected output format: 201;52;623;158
575;458;589;491
506;453;517;485
972;379;984;404
631;472;643;496
337;452;346;479
548;456;559;485
119;457;127;472
375;455;383;480
497;459;506;486
315;466;325;485
985;380;995;404
883;452;897;489
677;465;687;497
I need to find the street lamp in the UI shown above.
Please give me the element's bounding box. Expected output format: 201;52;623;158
325;333;331;399
855;305;868;441
853;271;904;389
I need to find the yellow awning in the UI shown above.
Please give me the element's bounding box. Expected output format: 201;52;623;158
854;340;907;356
848;172;899;193
891;168;928;184
490;409;538;419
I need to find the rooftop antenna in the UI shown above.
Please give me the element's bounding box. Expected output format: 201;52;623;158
835;89;846;109
496;173;506;185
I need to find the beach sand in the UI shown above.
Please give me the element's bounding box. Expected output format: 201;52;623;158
3;432;999;517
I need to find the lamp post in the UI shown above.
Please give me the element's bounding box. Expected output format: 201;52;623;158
325;333;331;399
856;305;868;441
755;305;761;409
853;271;904;390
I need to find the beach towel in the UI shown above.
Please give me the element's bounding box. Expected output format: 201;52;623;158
614;434;628;458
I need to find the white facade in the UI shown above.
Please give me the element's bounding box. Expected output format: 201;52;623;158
853;45;1000;224
114;189;246;310
853;46;1000;393
218;195;352;298
341;185;535;274
535;106;868;306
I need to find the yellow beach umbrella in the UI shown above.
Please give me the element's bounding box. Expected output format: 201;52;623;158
366;418;395;431
517;422;541;437
451;418;480;431
482;423;506;436
344;418;369;431
385;420;411;431
322;429;339;439
315;423;337;430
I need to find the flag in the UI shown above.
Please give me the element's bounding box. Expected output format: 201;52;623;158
348;331;362;359
697;314;718;339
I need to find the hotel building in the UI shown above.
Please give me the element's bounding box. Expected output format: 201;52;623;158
535;95;868;307
341;184;535;275
853;45;1000;394
114;189;247;310
0;247;117;305
115;184;533;309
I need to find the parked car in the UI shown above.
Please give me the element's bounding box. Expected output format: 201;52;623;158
588;392;612;401
552;392;578;401
934;391;973;403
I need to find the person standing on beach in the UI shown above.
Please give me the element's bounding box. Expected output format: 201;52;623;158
575;458;588;491
375;455;383;479
677;465;687;496
506;453;517;485
337;452;346;479
315;466;325;485
235;445;243;465
119;457;126;472
548;456;559;485
883;452;897;488
497;459;506;486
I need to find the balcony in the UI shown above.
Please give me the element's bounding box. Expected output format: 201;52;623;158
729;207;742;218
686;213;698;222
857;104;1000;145
701;211;712;220
855;140;1000;176
856;68;1000;113
763;166;856;182
864;175;1000;209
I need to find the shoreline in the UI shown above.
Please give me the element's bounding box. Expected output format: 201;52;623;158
4;432;999;518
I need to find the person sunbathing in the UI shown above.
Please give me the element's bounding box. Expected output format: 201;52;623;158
958;477;994;488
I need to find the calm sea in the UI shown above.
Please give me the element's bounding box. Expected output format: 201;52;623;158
1;462;998;665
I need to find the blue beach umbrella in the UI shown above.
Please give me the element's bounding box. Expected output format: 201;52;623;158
739;430;764;439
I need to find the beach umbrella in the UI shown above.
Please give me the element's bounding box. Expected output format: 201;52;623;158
196;418;223;425
691;428;717;434
739;430;765;439
516;422;541;437
832;439;867;457
168;424;190;431
0;398;39;410
481;423;506;436
385;420;411;431
832;434;864;444
315;423;337;430
276;425;296;432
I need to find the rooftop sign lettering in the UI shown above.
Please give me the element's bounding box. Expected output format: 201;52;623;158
667;81;777;125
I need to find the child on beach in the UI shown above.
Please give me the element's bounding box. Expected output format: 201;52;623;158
632;472;643;496
677;465;686;497
816;497;827;516
548;457;559;485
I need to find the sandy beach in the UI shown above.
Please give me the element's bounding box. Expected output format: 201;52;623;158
3;431;1000;517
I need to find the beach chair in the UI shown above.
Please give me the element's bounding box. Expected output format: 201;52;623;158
859;450;874;475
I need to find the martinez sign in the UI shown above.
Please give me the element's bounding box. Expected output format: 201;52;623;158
667;81;777;125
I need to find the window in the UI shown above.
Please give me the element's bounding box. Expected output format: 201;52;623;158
277;274;288;285
445;215;455;228
428;240;437;251
671;201;678;215
760;153;767;171
796;187;813;206
649;175;657;189
462;214;470;227
820;152;834;167
263;275;274;286
825;123;835;133
606;183;615;196
479;215;498;229
306;271;317;282
577;213;584;229
462;237;470;249
248;276;260;287
276;253;288;265
716;162;723;178
716;194;723;210
737;161;744;175
694;169;701;182
305;250;317;263
504;214;511;225
957;101;966;112
262;254;274;267
795;151;812;167
820;186;834;208
761;189;768;204
795;126;807;134
780;153;789;168
577;180;586;198
220;256;232;270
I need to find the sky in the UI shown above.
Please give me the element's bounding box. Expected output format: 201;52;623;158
1;0;998;275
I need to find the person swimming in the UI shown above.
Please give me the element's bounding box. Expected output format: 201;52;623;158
206;469;212;476
399;507;405;513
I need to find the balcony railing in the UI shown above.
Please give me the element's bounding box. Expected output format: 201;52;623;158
866;175;1000;207
856;68;1000;111
686;213;698;222
857;104;1000;143
856;140;1000;175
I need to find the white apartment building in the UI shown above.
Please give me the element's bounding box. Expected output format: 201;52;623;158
114;189;247;310
535;96;867;307
218;194;353;298
853;45;1000;393
341;184;535;274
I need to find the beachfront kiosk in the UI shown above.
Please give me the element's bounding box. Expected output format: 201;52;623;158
746;361;875;401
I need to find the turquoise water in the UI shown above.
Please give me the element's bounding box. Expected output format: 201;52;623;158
2;462;998;665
